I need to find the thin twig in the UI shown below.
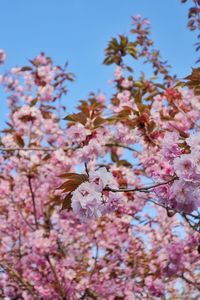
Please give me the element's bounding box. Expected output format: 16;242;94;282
105;142;139;153
181;273;200;291
148;198;199;219
10;196;35;231
81;243;100;300
46;254;67;300
0;147;69;152
84;162;89;177
0;262;40;300
105;177;176;193
182;214;200;232
27;175;38;229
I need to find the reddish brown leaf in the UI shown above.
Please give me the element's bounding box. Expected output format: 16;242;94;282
13;134;25;148
57;173;88;193
61;193;72;210
20;66;33;72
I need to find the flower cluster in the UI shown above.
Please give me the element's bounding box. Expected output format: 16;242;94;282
71;167;119;220
156;132;200;213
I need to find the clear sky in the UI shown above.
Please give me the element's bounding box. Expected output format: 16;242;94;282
0;0;197;126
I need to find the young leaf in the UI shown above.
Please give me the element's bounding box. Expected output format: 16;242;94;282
13;134;25;148
61;193;72;210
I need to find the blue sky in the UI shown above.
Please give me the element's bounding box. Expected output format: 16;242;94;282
0;0;197;126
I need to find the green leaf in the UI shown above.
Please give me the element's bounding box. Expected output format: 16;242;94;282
30;98;38;107
103;56;115;65
127;43;138;59
93;117;105;127
64;112;87;125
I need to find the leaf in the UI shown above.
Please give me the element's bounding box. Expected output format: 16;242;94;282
61;193;72;210
13;134;24;148
19;115;36;122
103;56;115;65
111;97;120;106
138;103;148;113
166;208;176;218
117;159;132;168
6;122;14;128
57;173;88;193
42;153;51;161
185;68;200;82
20;66;33;72
59;172;80;179
59;173;88;181
64;112;87;125
1;128;15;134
133;81;144;88
119;35;129;48
80;105;90;118
127;43;138;59
126;66;133;73
29;59;40;67
184;68;200;95
93;117;105;127
60;181;80;193
111;150;119;163
41;105;56;110
30;98;38;107
41;111;52;119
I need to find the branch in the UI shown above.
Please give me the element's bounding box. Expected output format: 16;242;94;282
0;262;40;300
10;196;35;231
105;142;139;152
0;147;69;152
182;213;200;232
148;198;199;220
0;144;139;155
81;289;100;300
105;177;200;222
181;273;200;292
84;162;89;177
81;243;99;300
104;177;176;193
27;175;38;229
45;254;67;300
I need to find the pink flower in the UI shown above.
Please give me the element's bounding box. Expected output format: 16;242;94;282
169;180;200;213
96;93;106;103
161;131;182;161
114;66;123;80
121;79;133;89
186;133;200;150
115;123;138;145
34;52;48;65
38;84;54;101
89;167;116;191
173;154;195;179
118;90;131;103
145;277;165;297
2;134;17;148
165;242;185;276
66;123;90;144
71;182;103;220
78;139;105;162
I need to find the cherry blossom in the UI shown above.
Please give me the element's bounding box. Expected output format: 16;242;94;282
0;5;199;298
